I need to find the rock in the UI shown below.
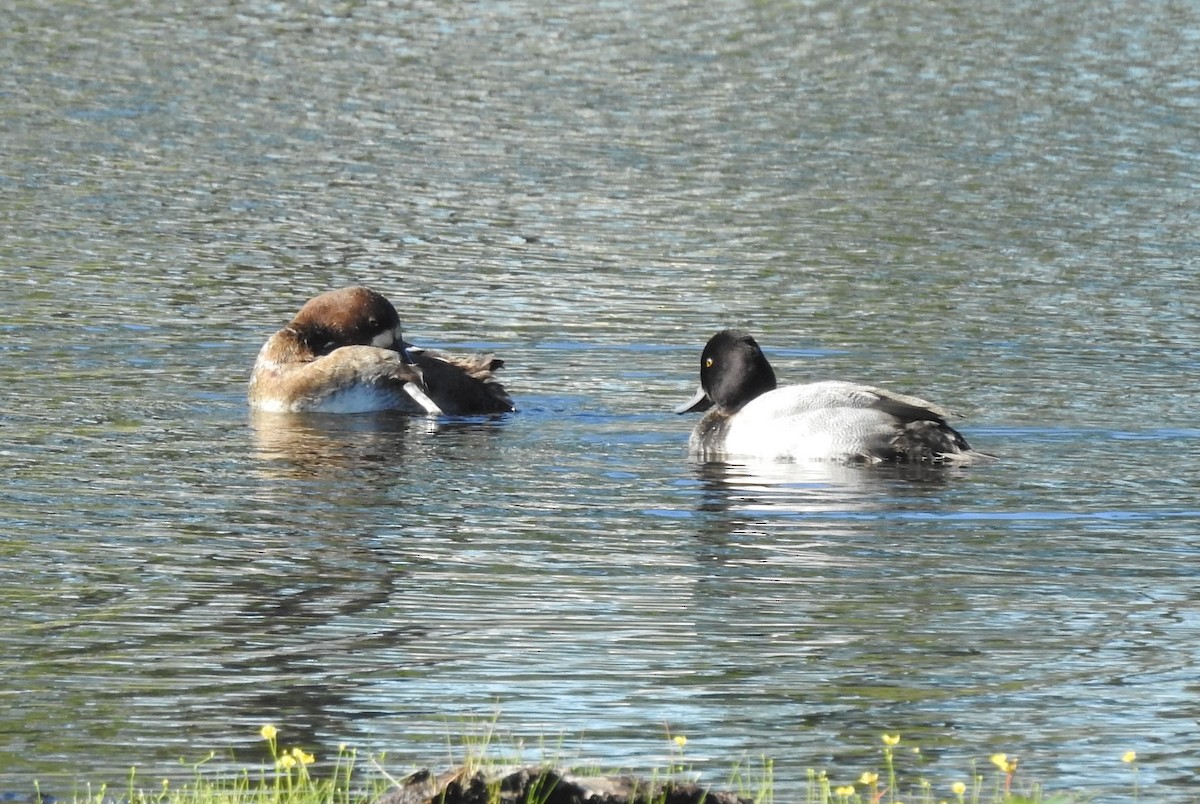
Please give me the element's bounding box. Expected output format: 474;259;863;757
372;766;753;804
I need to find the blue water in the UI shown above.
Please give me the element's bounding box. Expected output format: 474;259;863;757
4;0;1200;800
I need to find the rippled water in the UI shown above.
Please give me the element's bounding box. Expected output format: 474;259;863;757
4;0;1200;799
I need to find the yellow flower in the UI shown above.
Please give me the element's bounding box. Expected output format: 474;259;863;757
990;753;1018;773
882;733;900;746
859;771;879;785
951;781;967;796
260;724;278;741
277;754;297;770
291;747;316;765
1122;750;1137;764
673;735;688;748
834;785;855;797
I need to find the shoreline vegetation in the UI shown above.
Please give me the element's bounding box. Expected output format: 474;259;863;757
23;724;1143;804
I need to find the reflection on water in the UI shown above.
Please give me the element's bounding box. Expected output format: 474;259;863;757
5;0;1200;799
250;411;422;476
691;459;967;516
249;410;511;475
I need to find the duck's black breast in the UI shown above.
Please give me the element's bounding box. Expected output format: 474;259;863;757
688;410;735;459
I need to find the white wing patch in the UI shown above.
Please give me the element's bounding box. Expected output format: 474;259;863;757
402;382;443;415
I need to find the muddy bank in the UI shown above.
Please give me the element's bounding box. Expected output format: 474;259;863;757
374;766;754;804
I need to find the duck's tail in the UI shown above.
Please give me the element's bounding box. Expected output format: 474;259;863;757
891;420;996;465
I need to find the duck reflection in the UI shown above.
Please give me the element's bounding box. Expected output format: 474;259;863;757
692;459;963;517
249;410;508;481
250;409;422;478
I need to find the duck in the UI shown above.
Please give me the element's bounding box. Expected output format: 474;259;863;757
248;286;515;415
676;329;986;464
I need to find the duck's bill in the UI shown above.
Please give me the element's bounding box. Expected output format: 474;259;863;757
675;386;713;414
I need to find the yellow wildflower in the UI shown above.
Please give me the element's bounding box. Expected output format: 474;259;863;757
291;747;316;765
1122;750;1137;764
277;754;297;770
990;753;1018;773
259;724;278;741
951;781;967;796
859;771;879;785
882;733;900;746
673;735;688;748
834;785;855;797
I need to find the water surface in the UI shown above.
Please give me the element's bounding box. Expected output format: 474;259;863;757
3;0;1200;799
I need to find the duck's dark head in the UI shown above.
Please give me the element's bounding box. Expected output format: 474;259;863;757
676;329;777;414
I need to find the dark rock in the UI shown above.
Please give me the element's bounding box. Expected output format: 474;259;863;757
372;766;753;804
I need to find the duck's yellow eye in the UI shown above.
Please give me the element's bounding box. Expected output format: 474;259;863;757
704;357;713;368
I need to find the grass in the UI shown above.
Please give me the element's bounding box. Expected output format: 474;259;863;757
804;735;1142;804
28;724;1146;804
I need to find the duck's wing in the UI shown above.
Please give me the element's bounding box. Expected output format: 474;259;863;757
252;345;440;414
744;381;949;420
408;347;515;415
837;382;980;462
840;383;956;424
742;381;979;463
